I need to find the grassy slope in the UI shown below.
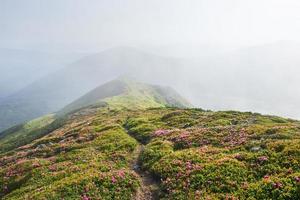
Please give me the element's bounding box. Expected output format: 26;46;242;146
0;80;186;199
0;79;189;153
104;80;168;109
1;81;300;199
1;106;300;199
0;115;55;153
59;79;127;114
62;78;191;112
125;109;300;199
0;108;139;200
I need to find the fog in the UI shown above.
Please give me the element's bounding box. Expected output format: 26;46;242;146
1;0;300;122
2;0;300;50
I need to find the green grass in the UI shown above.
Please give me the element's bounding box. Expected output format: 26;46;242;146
1;107;300;199
124;108;300;199
104;79;187;110
61;78;191;113
0;114;55;153
1;91;300;199
0;110;139;200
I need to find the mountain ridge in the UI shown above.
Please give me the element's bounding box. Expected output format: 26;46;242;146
1;93;299;199
0;47;183;131
61;78;191;114
0;78;191;153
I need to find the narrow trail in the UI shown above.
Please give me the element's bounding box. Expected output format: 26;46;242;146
130;144;160;200
123;125;160;200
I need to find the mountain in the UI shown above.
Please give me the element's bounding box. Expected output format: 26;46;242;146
0;48;82;99
61;78;191;114
2;41;300;132
0;114;56;153
0;78;190;153
0;47;183;131
175;41;300;119
0;79;299;199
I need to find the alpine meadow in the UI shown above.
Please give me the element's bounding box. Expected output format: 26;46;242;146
1;1;300;200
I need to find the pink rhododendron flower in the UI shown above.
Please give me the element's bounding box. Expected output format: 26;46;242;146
186;161;193;170
179;132;189;139
234;154;243;160
263;175;270;179
111;176;117;183
32;162;40;168
272;182;283;189
16;159;27;165
81;194;90;200
153;129;170;136
118;170;125;179
48;165;57;171
258;156;268;162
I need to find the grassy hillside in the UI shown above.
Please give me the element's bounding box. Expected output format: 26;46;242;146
0;80;299;199
0;115;56;153
0;79;189;154
61;78;191;113
125;109;300;199
0;108;140;199
0;47;184;132
1;105;300;199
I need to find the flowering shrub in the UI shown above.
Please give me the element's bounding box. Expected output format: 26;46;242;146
1;107;300;199
133;109;300;199
140;139;173;169
239;174;300;199
0;110;140;199
152;129;171;137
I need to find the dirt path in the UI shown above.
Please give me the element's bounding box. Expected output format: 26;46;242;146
130;142;160;200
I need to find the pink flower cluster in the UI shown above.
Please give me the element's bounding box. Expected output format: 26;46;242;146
234;154;243;160
222;128;247;147
118;170;125;179
263;175;270;180
272;182;283;189
48;165;57;172
179;132;189;139
153;129;170;137
186;161;193;170
81;194;90;200
111;176;117;183
111;170;126;184
257;156;269;162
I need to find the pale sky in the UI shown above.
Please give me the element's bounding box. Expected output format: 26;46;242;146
1;0;300;50
1;0;300;119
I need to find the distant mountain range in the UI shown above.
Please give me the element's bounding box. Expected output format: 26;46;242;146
0;76;299;199
0;47;184;131
0;48;83;99
0;78;190;152
1;41;300;131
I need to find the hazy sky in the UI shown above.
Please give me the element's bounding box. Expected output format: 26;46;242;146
1;0;300;120
1;0;300;51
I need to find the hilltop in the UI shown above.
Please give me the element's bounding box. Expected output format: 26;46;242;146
61;78;191;114
0;79;190;153
0;79;300;200
0;47;182;132
3;42;300;132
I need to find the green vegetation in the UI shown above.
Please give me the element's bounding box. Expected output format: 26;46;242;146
126;109;300;199
0;115;56;153
61;78;191;114
1;80;300;199
1;106;300;199
0;109;140;200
